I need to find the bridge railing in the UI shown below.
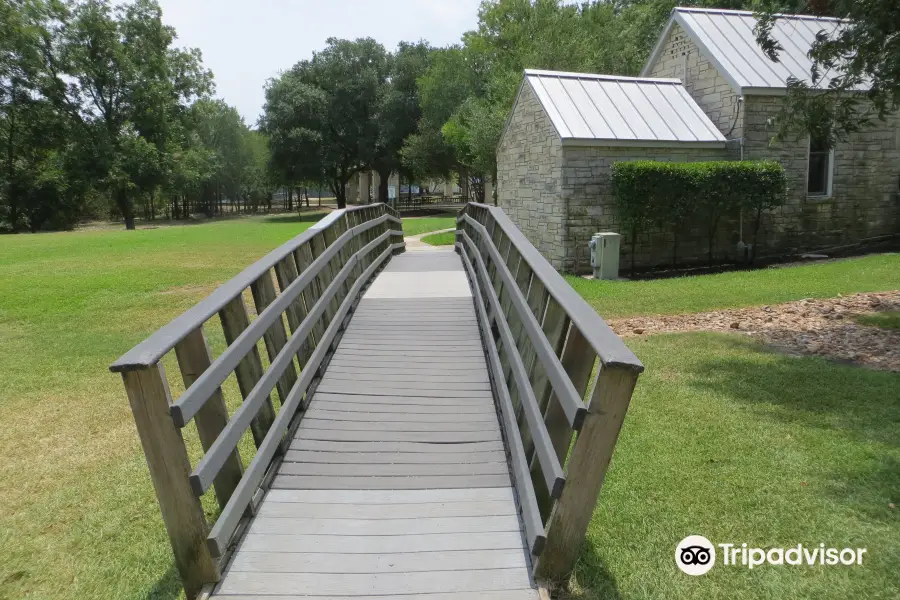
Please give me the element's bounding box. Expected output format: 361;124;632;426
110;204;403;599
456;202;644;582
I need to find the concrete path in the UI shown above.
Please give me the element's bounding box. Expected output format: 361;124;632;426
404;228;455;252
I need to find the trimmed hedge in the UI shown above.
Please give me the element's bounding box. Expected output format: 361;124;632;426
611;160;787;269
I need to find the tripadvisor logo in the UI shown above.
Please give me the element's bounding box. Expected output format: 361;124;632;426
676;536;867;576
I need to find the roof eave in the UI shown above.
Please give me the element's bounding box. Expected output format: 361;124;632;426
561;138;727;149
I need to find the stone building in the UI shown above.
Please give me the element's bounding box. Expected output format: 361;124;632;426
497;7;900;273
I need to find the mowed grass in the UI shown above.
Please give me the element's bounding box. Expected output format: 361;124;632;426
566;254;900;319
568;257;900;598
0;215;323;600
2;212;897;599
401;216;456;237
576;333;900;599
421;231;456;246
856;311;900;330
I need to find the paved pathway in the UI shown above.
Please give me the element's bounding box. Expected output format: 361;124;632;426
404;228;456;252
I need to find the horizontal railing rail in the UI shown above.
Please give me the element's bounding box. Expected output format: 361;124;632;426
111;204;404;599
456;203;643;583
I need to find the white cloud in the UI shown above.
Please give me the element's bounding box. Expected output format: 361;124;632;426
157;0;482;125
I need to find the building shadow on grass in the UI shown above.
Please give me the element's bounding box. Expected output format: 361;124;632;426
567;541;623;600
142;565;182;600
685;335;900;522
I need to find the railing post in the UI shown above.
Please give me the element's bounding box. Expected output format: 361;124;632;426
535;363;639;582
250;272;299;402
219;295;276;447
174;328;244;510
121;363;218;599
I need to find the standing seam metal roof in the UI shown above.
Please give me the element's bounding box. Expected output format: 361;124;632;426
641;7;853;92
524;69;726;145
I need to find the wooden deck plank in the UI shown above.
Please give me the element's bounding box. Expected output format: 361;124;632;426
227;549;527;574
214;569;532;596
215;592;538;600
255;500;517;520
317;379;491;392
279;461;508;477
314;384;495;398
247;515;521;537
310;396;496;412
283;450;507;464
265;487;515;503
297;419;499;433
271;473;511;490
304;409;494;422
291;430;501;443
235;531;527;554
326;359;488;370
288;440;505;453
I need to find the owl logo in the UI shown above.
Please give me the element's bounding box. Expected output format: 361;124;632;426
676;536;716;575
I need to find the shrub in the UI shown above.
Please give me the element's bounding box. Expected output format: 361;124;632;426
612;160;786;269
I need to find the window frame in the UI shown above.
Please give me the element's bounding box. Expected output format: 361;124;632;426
806;136;834;199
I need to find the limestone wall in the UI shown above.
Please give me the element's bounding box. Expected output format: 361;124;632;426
496;82;566;267
743;97;900;254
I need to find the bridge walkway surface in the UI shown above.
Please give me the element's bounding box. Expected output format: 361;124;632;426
211;250;539;598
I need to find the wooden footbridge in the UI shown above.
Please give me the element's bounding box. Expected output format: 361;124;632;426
111;203;643;599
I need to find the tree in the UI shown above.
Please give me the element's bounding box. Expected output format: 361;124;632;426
369;41;430;203
61;0;211;229
0;0;82;232
754;0;899;145
261;38;388;209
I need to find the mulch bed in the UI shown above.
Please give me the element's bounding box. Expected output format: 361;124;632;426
610;291;900;372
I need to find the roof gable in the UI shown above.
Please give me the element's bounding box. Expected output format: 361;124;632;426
641;7;850;95
523;69;725;148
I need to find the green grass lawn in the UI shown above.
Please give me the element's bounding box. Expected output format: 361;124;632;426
401;216;456;237
575;333;899;599
421;231;456;246
0;215;321;600
856;311;900;330
1;214;897;600
567;254;900;319
567;256;900;598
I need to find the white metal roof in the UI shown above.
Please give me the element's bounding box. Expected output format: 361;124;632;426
523;69;726;147
641;7;853;94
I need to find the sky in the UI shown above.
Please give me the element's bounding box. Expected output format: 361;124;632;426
157;0;483;126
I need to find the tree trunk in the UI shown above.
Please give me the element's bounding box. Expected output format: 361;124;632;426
6;79;21;231
304;187;310;208
287;187;293;211
377;169;390;204
119;190;136;230
332;178;347;209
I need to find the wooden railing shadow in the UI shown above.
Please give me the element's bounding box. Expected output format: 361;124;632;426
110;205;404;599
456;203;644;584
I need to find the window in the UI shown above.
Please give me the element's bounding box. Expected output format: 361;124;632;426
807;136;833;197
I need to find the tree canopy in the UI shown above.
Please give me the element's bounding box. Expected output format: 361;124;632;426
5;0;897;231
1;0;275;231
